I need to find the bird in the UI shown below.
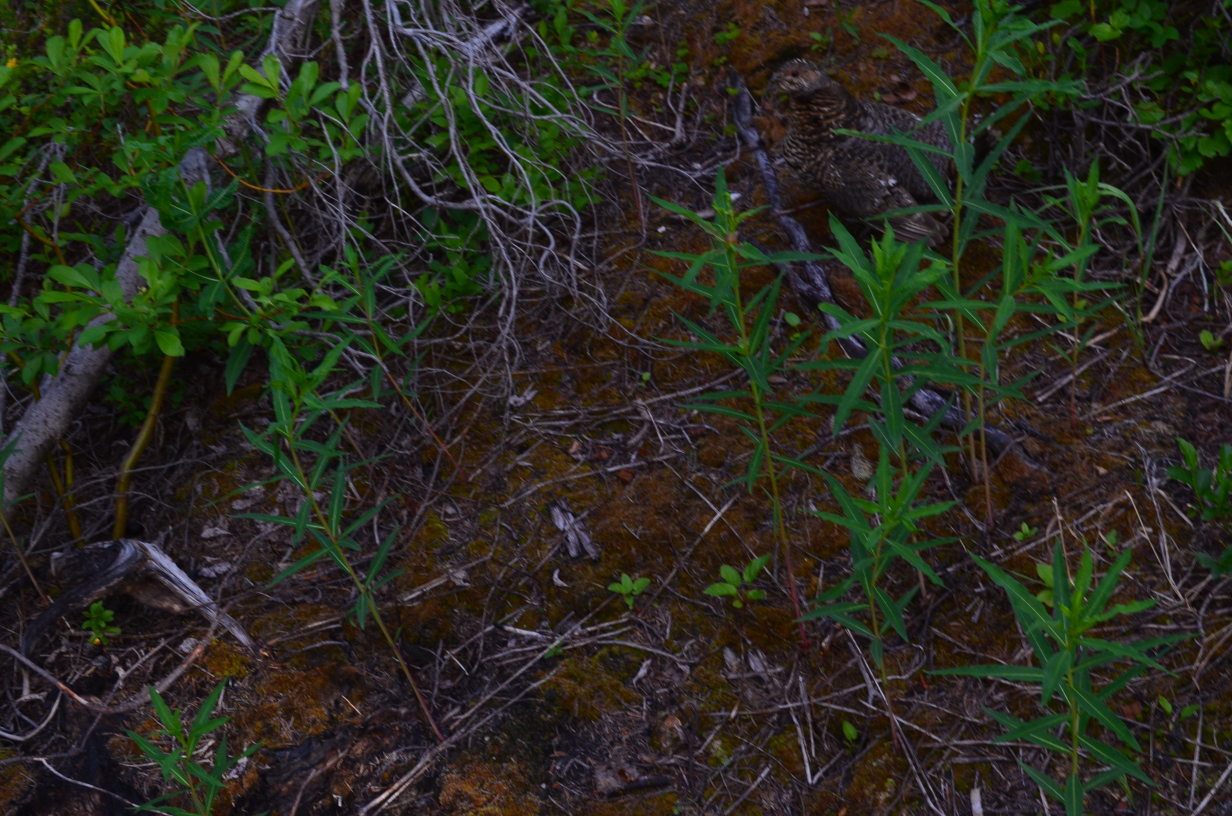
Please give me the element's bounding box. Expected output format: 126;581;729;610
766;58;954;245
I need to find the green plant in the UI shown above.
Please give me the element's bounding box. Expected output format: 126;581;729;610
703;554;770;608
837;7;861;40
1014;521;1039;541
1168;437;1232;524
714;22;741;46
841;719;859;743
1047;0;1231;176
934;542;1186;816
796;224;967;672
82;600;119;646
1200;329;1224;352
226;247;449;738
1037;159;1137;426
127;682;262;816
865;0;1083;508
573;0;653;224
1034;560;1056;608
1168;437;1232;574
652;167;823;648
1217;260;1232;288
608;573;651;609
803;444;953;673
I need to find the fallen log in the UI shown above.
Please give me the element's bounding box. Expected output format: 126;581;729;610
20;537;253;656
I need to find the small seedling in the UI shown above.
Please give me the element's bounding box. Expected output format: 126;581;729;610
1013;522;1038;542
608;573;651;609
703;554;770;609
841;720;858;743
714;22;741;45
1217;260;1232;287
1158;695;1172;716
128;682;262;816
1168;438;1232;574
82;601;120;646
1200;329;1224;352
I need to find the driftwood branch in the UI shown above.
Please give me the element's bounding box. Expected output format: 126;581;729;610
728;74;1018;458
1;0;321;517
20;538;253;656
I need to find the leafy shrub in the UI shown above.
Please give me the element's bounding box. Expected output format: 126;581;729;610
1047;0;1232;175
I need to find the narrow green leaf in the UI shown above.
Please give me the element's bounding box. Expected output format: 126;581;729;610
1021;764;1064;801
1063;773;1083;816
1041;649;1072;705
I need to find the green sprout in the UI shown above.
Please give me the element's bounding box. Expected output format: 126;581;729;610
703;554;770;609
1013;522;1038;541
83;601;120;646
608;573;651;609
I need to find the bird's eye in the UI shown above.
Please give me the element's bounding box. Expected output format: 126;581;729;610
790;70;799;77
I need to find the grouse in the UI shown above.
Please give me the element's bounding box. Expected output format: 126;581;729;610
767;58;953;244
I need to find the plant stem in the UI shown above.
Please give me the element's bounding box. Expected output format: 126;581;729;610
114;301;179;538
978;372;993;529
1069;218;1092;431
750;389;809;650
1067;664;1080;779
44;448;82;541
59;440;82;540
613;18;644;230
951;13;991;486
1;512;47;605
725;236;807;649
286;441;445;742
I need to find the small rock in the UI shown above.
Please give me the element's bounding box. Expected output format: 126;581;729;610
851;445;874;481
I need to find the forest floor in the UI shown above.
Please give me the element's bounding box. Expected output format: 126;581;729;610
3;0;1232;815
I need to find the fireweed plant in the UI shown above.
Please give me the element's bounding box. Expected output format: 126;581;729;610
848;0;1142;517
652;167;824;648
656;0;1158;798
934;543;1187;816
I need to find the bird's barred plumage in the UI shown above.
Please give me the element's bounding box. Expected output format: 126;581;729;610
767;58;953;244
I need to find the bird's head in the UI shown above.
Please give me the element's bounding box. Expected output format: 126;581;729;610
766;59;833;100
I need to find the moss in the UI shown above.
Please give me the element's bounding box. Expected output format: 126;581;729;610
542;648;642;719
415;511;449;549
0;749;33;810
245;560;274;584
437;759;541;816
204;639;252;678
234;662;363;747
